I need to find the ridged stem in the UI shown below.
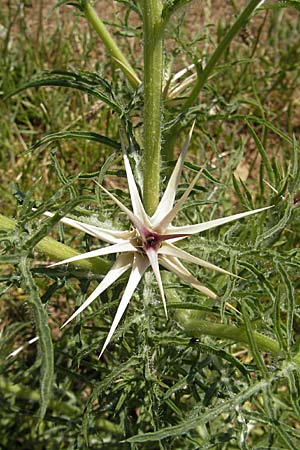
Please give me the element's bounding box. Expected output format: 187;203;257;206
142;0;164;215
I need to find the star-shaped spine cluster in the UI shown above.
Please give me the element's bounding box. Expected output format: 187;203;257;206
44;126;270;356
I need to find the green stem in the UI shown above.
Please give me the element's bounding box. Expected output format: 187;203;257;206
177;310;300;366
142;0;164;215
164;0;263;159
163;277;300;365
83;1;140;88
0;213;109;274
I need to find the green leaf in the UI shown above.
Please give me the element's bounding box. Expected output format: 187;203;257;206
0;255;20;264
83;355;141;445
276;261;295;353
289;136;300;194
24;131;120;156
6;70;122;114
241;302;268;376
127;378;270;442
286;370;300;418
238;177;255;209
19;256;54;420
256;200;293;246
232;174;247;207
274;280;286;353
95;152;118;204
247;121;275;185
184;162;222;184
189;341;250;376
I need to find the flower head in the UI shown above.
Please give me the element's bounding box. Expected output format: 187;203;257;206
45;126;270;357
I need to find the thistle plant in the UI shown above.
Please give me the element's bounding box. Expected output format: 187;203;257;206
41;128;270;356
1;0;300;447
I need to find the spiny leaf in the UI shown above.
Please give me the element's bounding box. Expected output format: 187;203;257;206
19;256;54;420
232;174;248;207
83;355;141;444
241;302;268;377
6;70;122;114
239;261;275;297
247;121;275;185
188;341;250;376
286;370;300;418
256;200;293;246
0;255;20;264
290;136;300;193
237;176;255;210
25;131;120;156
276;261;295;353
127;378;270;442
274;283;286;352
96;152;118;204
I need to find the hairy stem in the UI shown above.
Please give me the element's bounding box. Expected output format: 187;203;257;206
83;1;140;88
142;0;164;215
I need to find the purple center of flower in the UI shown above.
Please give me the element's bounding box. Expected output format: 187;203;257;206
131;227;190;253
143;231;161;251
